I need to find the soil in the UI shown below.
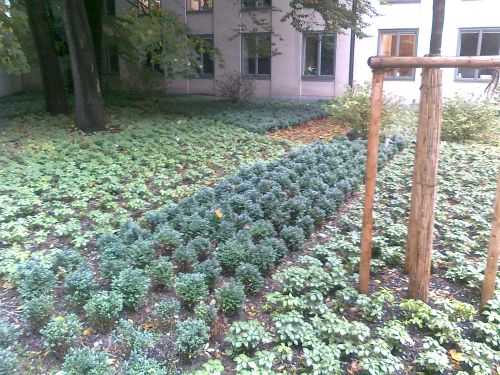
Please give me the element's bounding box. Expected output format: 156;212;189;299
269;117;346;145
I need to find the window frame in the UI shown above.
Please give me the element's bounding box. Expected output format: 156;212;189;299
192;34;215;79
301;32;336;80
378;28;419;81
187;0;213;12
241;0;272;10
241;32;272;78
455;27;500;82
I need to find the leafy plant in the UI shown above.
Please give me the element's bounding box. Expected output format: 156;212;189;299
41;314;83;355
215;71;255;103
194;302;217;327
172;245;198;272
146;256;175;289
64;266;98;308
16;259;57;299
175;318;210;358
122;353;164;375
22;295;54;330
235;263;264;295
111;269;150;310
215;281;246;315
194;258;222;289
0;347;18;374
377;319;414;350
225;320;273;355
112;319;155;357
84;291;124;332
154;298;181;329
61;347;113;375
0;319;19;348
175;273;209;309
413;337;451;374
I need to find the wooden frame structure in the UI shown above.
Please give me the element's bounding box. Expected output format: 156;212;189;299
358;55;500;308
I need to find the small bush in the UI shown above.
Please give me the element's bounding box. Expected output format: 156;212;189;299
64;266;98;308
175;318;209;358
84;291;124;332
172;245;198;272
129;239;156;268
123;353;164;375
111;269;150;310
0;319;19;348
16;259;58;299
62;347;113;375
51;248;84;275
187;237;212;260
41;314;83;355
194;302;217;326
22;295;54;330
280;226;305;252
0;347;18;374
235;263;264;295
146;256;175;289
247;244;277;274
194;259;222;289
175;273;209;309
216;239;248;274
328;83;401;139
113;319;155;356
215;71;255;103
154;225;183;255
441;94;499;143
215;281;246;315
154;298;181;329
249;220;276;242
224;320;272;354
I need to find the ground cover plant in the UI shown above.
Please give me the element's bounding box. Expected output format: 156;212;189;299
195;142;500;374
2;135;404;373
0;103;289;276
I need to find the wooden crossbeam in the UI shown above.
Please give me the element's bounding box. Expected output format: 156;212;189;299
368;55;500;69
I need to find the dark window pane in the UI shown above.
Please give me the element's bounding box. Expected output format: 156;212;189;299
257;35;271;75
320;35;334;75
106;0;116;16
478;32;499;77
304;36;318;75
458;32;479;78
109;47;119;73
243;36;257;75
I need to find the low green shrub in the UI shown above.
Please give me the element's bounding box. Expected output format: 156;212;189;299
194;259;222;289
111;269;150;310
41;314;83;355
175;319;209;358
377;319;414;351
64;266;98;308
0;347;18;374
441;94;499;143
172;245;198;272
123;353;164;375
84;291;124;332
194;302;217;326
154;225;183;255
22;295;54;330
0;319;19;348
51;248;84;276
235;263;264;295
154;298;181;329
280;226;305;252
175;273;209;309
187;237;213;260
413;337;451;374
16;259;57;299
215;239;247;274
225;320;272;355
62;347;113;375
215;281;246;315
146;256;174;289
129;239;156;268
112;319;155;356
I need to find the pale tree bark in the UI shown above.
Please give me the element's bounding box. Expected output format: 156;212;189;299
25;0;69;115
62;0;105;132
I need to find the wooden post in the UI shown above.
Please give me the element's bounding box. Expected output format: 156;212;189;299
405;68;442;302
481;171;500;309
358;71;385;294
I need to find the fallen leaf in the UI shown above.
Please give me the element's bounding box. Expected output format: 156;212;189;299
449;349;462;362
215;208;223;218
83;327;93;336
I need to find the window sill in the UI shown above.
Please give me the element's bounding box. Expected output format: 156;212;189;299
301;76;335;82
243;74;271;80
187;9;213;14
454;78;492;82
240;6;272;12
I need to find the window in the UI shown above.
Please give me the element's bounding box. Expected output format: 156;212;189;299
194;36;214;77
457;28;500;80
378;29;418;79
103;47;119;74
188;0;212;11
105;0;116;16
242;0;271;8
302;33;335;78
242;34;271;76
139;0;161;10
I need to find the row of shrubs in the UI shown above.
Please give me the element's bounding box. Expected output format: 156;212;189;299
9;137;406;372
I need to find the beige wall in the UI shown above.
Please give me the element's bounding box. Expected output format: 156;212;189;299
353;0;500;102
0;74;22;97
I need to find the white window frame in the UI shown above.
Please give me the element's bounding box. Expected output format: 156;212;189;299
301;32;336;80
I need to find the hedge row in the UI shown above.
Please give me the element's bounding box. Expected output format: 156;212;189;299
98;137;407;297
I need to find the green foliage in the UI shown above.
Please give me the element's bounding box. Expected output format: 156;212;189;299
376;319;413;351
215;71;255;103
22;295;54;330
16;259;57;299
146;256;175;289
280;226;305;252
441;94;499;143
0;319;19;348
122;353;164;375
0;1;30;74
175;273;209;309
61;347;113;375
413;337;451;374
188;359;225;375
172;245;198;272
112;320;155;357
64;266;98;308
194;258;222;289
187;237;213;259
216;239;248;274
303;342;341;375
154;298;181;329
194;302;217;327
225;320;273;355
111;269;150;310
51;248;85;276
154;225;183;255
357;339;405;374
215;281;246;315
327;83;402;139
0;347;18;374
235;263;265;295
84;291;124;332
41;314;83;355
175;319;209;358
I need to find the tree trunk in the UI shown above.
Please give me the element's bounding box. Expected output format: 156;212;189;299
25;0;69;115
62;0;105;132
85;0;104;79
429;0;446;55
